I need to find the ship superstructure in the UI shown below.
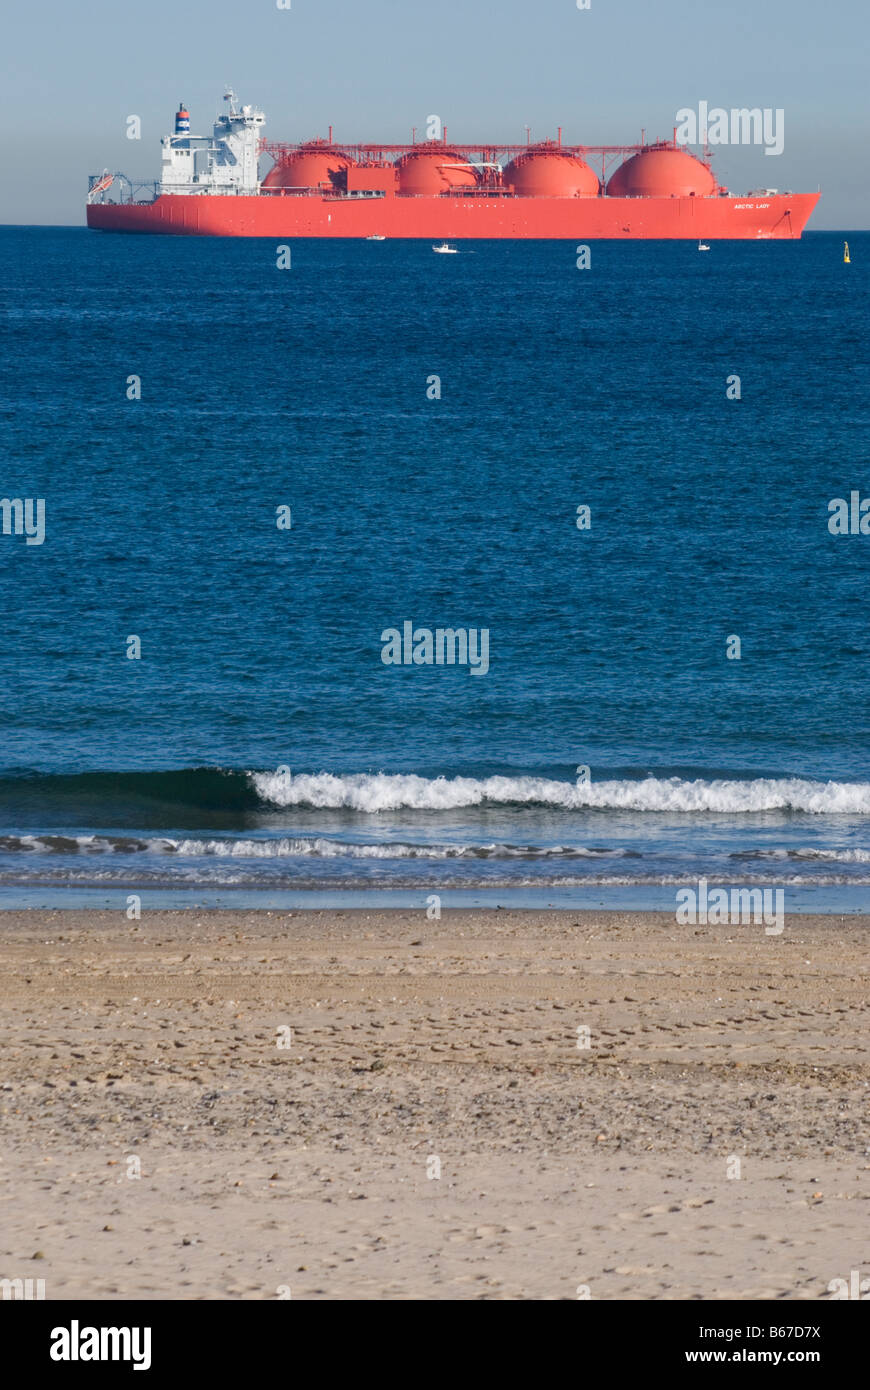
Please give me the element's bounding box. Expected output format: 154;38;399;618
157;91;264;195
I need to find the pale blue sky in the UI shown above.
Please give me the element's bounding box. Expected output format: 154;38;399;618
2;0;866;225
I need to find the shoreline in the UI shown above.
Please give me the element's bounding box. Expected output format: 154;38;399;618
1;904;868;918
2;885;869;913
1;908;867;1299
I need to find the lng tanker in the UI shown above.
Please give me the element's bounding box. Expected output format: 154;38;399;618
86;91;820;240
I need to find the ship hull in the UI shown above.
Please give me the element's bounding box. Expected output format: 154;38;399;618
87;191;820;239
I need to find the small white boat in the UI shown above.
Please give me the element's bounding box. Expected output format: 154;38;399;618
432;242;458;254
698;241;711;251
366;234;386;241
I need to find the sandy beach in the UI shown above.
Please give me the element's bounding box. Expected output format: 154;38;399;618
0;908;867;1300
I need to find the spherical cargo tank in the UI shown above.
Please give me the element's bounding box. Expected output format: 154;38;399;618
396;148;478;195
606;147;716;198
262;141;354;190
503;145;599;197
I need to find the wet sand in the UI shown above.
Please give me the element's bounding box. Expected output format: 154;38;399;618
0;908;867;1299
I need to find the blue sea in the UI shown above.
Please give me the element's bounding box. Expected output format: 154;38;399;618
1;227;868;910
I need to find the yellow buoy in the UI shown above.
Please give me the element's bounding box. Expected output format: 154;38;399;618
844;241;851;263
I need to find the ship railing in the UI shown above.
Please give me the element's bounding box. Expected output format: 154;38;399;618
403;187;513;197
87;174;160;206
324;189;386;200
258;187;388;199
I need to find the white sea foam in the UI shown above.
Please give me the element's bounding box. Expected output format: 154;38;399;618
749;846;870;863
7;868;870;888
797;847;870;861
166;836;439;859
250;771;870;815
161;837;630;860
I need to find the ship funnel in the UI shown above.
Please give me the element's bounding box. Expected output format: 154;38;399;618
175;103;190;134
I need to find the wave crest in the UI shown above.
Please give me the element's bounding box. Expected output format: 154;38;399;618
250;771;870;815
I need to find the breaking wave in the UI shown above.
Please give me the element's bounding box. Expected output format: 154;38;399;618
0;833;638;860
251;771;870;815
734;846;870;863
2;767;868;819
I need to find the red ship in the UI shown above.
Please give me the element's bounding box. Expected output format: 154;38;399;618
86;92;820;241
